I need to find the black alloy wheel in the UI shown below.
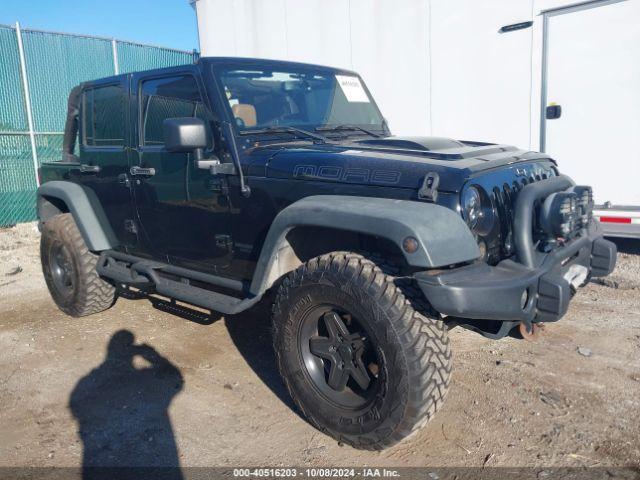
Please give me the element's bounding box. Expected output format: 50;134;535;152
299;307;380;409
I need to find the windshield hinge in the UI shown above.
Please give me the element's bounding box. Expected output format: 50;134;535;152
418;172;440;202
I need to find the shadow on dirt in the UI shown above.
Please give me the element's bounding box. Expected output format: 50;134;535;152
225;296;303;419
119;288;301;419
69;329;184;479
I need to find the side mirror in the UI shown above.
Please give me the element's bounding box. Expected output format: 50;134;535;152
163;117;210;155
162;117;234;175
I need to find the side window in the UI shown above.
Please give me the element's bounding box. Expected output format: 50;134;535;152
83;85;125;147
140;75;210;147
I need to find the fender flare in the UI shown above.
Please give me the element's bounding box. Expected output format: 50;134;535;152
249;195;480;295
36;181;117;251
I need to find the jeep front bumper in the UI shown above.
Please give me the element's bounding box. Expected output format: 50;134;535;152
416;173;617;326
416;221;615;324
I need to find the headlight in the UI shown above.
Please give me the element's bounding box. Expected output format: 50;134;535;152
462;186;494;234
462;187;482;229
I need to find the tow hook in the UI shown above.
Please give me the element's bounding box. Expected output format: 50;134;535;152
519;322;546;342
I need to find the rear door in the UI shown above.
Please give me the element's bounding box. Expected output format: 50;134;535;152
130;69;233;272
542;0;640;206
77;77;136;248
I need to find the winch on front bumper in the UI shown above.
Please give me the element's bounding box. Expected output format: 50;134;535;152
415;175;617;330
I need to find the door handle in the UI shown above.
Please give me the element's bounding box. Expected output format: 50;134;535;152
130;166;156;176
79;164;101;173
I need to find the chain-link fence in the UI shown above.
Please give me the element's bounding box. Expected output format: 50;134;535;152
0;23;196;226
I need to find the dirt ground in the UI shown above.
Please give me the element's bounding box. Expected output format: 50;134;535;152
0;223;639;469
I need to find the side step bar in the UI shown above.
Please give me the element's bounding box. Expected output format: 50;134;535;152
97;250;262;315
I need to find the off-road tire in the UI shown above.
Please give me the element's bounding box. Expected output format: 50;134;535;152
40;213;116;317
272;252;451;450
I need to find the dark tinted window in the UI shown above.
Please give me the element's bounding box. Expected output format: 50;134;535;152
83;85;125;147
140;75;209;146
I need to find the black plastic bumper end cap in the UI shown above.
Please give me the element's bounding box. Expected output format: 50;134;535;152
591;238;617;277
536;273;571;322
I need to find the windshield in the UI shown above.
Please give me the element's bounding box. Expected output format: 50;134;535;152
216;66;385;133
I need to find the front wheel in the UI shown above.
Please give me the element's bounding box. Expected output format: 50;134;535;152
272;252;451;450
41;213;117;317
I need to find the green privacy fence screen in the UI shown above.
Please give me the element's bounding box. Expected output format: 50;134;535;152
0;23;196;226
117;41;195;74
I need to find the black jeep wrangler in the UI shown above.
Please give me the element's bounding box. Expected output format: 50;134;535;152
37;57;616;450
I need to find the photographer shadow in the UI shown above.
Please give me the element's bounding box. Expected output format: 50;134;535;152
69;330;184;480
121;288;300;417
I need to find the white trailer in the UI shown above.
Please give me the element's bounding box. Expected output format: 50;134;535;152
192;0;640;237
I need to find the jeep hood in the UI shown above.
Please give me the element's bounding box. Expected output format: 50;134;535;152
262;136;555;192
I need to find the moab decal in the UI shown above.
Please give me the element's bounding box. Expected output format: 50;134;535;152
293;165;400;185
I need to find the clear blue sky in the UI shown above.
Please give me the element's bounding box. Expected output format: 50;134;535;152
0;0;199;52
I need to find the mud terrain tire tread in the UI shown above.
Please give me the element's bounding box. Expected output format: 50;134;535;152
41;213;116;317
272;251;451;450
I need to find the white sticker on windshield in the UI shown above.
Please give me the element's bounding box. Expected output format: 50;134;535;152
336;75;370;103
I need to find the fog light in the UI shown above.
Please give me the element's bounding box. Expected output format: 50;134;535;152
540;191;579;238
402;236;419;253
571;186;594;228
520;289;529;310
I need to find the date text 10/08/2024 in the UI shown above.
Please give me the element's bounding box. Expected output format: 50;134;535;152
233;468;401;478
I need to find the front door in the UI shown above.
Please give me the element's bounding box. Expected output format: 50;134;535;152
130;70;233;273
76;77;136;249
542;0;640;206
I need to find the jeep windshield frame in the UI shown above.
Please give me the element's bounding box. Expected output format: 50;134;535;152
210;60;388;141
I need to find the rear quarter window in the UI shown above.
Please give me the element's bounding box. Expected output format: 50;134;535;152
83;85;125;147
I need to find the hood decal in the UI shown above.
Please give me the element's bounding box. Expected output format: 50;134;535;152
292;164;401;185
256;137;554;192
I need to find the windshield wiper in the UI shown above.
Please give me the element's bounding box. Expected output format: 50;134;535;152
315;124;382;138
239;126;328;144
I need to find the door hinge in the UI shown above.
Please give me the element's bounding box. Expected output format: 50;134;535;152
214;234;233;252
117;173;130;188
124;219;138;234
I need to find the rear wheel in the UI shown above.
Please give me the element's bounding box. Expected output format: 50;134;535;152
41;213;116;317
272;252;451;450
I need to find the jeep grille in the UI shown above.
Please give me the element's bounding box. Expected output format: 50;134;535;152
491;172;553;261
